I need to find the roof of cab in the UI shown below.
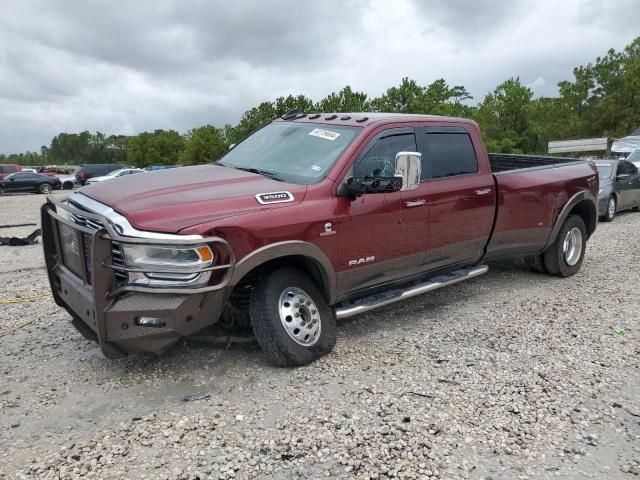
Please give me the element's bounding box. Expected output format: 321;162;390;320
274;112;477;128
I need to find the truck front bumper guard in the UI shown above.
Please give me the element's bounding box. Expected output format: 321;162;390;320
41;196;234;358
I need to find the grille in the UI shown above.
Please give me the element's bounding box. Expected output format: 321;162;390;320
58;222;87;280
69;212;103;231
68;207;126;286
111;243;128;284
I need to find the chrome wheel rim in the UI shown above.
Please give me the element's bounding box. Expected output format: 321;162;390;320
278;287;321;346
42;184;52;193
608;198;615;218
563;227;583;266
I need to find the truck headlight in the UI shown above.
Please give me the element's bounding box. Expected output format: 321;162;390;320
121;244;214;286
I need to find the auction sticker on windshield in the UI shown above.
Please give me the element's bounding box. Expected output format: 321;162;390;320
309;128;341;141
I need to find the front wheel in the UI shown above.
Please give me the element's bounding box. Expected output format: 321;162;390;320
250;268;336;367
602;196;616;222
38;183;52;194
543;215;587;277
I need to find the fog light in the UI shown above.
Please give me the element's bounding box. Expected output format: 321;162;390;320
135;316;166;328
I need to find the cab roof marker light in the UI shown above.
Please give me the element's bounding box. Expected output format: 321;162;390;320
281;108;304;120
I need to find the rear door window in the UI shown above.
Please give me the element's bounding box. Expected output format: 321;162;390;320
421;132;478;180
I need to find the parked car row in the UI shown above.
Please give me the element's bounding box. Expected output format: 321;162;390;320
3;155;640;224
0;163;180;194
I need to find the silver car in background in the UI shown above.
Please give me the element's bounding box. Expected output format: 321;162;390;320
596;159;640;222
85;168;145;185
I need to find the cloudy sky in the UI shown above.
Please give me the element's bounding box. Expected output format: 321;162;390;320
0;0;638;153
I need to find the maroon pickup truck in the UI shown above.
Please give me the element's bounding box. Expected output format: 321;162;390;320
42;113;598;366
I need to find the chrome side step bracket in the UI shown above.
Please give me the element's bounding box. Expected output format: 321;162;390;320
334;265;488;319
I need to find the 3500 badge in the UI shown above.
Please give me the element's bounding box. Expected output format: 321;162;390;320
255;191;294;204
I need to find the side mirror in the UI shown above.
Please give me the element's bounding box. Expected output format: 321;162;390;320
344;151;422;197
394;152;422;191
617;173;631;182
346;176;403;196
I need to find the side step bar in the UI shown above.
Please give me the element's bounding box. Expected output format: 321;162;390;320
335;265;489;319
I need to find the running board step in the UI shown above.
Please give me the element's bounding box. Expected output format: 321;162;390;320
334;265;488;319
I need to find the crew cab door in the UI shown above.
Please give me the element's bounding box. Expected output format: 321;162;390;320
335;127;427;294
417;125;496;269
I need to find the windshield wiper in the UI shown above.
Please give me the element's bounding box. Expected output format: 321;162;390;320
232;166;285;182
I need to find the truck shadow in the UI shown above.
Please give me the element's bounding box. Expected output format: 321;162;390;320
104;260;546;374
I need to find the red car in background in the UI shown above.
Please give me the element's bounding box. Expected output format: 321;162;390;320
0;164;21;180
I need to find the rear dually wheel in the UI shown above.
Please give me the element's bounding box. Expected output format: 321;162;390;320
543;215;587;277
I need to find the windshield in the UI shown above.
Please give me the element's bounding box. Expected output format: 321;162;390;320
596;164;614;180
219;122;361;184
627;149;640;163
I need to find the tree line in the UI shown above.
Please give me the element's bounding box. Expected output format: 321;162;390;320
2;36;638;167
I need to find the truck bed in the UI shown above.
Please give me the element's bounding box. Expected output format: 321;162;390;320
484;157;598;260
489;153;583;173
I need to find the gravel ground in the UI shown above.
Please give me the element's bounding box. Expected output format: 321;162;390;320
0;193;639;480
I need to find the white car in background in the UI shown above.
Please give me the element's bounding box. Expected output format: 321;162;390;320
85;168;145;185
59;174;77;190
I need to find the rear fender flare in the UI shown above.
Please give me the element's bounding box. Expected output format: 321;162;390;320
544;191;597;250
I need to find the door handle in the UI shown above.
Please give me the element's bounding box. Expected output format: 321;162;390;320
404;199;426;208
475;188;491;195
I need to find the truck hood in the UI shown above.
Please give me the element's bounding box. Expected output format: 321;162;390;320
79;165;306;233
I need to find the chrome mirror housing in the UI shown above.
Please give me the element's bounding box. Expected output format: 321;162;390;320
395;152;422;191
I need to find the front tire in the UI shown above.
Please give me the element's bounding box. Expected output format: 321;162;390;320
543;215;587;277
250;268;336;367
38;183;52;194
602;196;616;222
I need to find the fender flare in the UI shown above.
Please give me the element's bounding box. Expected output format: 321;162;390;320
229;241;337;303
544;190;597;250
